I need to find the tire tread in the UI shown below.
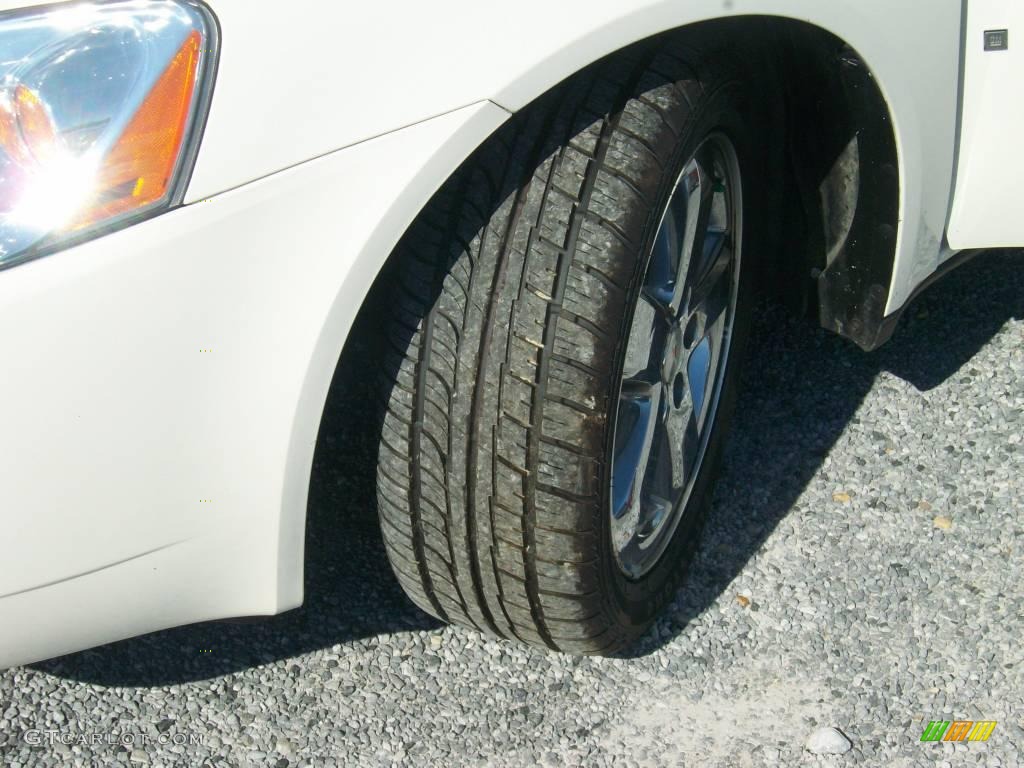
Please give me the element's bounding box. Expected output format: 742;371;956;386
376;36;733;653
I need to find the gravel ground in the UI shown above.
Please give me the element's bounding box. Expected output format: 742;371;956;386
1;250;1022;767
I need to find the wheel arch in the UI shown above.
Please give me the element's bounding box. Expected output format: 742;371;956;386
487;15;905;349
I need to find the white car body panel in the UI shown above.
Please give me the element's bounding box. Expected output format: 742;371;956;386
0;0;1015;668
0;101;507;667
176;0;962;312
947;0;1024;249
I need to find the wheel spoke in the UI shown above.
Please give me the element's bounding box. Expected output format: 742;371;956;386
686;242;731;351
626;416;672;544
686;335;713;424
675;147;724;303
611;382;663;531
681;407;702;475
645;204;682;309
671;153;716;314
654;407;689;503
621;292;661;380
647;405;701;519
688;237;733;313
682;143;733;313
690;246;733;433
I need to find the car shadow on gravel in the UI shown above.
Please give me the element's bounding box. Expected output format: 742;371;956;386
621;248;1023;657
32;252;1021;683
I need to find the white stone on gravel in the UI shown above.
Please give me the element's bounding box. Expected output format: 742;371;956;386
805;727;853;754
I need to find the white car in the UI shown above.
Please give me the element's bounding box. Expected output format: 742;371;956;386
0;0;1017;666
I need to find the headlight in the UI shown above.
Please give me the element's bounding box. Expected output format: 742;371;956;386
0;0;217;269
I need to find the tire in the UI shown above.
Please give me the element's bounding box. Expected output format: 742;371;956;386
376;35;765;654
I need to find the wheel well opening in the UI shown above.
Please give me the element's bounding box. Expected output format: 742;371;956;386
681;17;900;348
349;18;900;363
308;16;901;590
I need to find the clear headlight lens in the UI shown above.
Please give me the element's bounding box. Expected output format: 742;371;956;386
0;0;216;268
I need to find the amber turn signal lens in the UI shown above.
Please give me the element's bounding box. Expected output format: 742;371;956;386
78;31;203;228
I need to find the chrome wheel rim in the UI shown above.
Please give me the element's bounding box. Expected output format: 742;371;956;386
609;133;742;580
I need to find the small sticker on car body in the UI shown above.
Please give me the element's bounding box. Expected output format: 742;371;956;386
984;29;1009;51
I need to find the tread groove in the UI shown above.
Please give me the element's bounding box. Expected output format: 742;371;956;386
462;117;544;641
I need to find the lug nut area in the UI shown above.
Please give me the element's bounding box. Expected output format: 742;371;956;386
683;312;703;349
672;371;686;409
